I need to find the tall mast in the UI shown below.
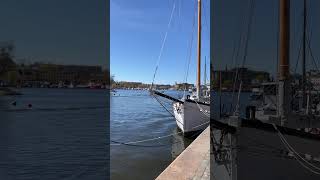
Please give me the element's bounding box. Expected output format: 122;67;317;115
278;0;290;125
302;0;306;108
204;56;206;86
196;0;202;99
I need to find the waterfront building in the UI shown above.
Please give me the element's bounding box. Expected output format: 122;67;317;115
212;67;270;90
17;63;106;86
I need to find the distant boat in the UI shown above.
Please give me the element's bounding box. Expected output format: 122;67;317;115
58;81;64;88
68;83;74;88
76;84;89;88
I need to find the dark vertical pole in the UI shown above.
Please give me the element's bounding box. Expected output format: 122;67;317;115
302;0;306;108
279;0;290;80
279;0;290;124
219;71;222;118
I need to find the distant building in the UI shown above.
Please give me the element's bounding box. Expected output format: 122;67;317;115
18;63;105;85
174;82;194;90
113;81;147;89
212;67;270;90
0;42;17;86
1;41;108;87
155;84;171;90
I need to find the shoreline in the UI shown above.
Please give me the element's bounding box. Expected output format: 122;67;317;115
0;87;22;95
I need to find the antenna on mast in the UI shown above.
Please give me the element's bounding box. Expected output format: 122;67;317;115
204;56;206;86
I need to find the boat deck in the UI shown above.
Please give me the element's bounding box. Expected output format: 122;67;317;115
156;126;210;180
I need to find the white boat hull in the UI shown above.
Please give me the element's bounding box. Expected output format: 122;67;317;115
173;100;209;134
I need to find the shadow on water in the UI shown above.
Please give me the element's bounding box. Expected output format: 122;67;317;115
171;127;199;160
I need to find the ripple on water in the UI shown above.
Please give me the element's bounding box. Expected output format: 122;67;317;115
111;90;194;180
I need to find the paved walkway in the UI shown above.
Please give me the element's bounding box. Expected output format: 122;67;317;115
192;151;210;180
156;126;210;180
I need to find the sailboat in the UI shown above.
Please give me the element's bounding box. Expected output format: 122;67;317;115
248;0;320;127
151;0;210;135
211;0;320;179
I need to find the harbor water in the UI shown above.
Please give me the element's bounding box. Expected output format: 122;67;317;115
0;88;108;180
211;91;252;119
0;89;248;179
111;90;196;180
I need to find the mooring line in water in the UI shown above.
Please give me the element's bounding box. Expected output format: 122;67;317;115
110;129;203;148
110;122;210;146
110;140;182;148
110;131;183;146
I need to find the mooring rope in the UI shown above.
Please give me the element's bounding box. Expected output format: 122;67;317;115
110;122;210;146
182;0;197;99
110;140;175;147
153;95;175;117
272;123;320;175
150;1;176;90
194;100;210;117
110;131;183;146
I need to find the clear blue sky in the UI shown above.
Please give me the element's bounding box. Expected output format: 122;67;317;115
111;0;210;85
0;0;107;68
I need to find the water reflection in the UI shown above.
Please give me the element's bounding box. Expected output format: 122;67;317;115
170;127;198;160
